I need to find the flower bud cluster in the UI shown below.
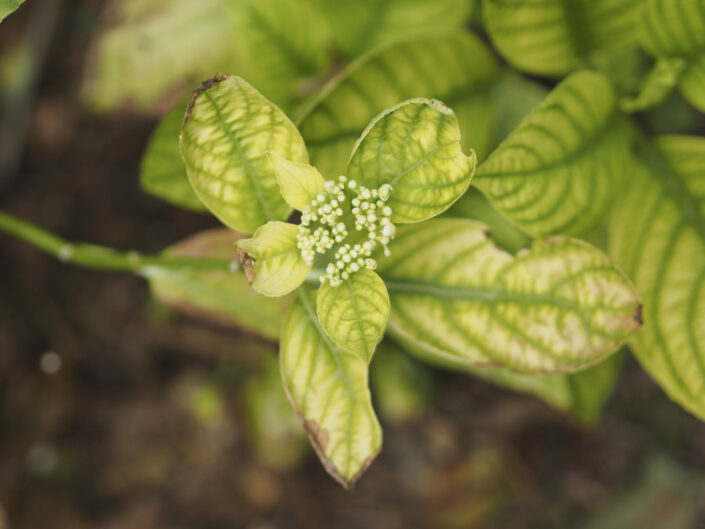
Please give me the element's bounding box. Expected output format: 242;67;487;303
296;175;396;287
296;178;348;266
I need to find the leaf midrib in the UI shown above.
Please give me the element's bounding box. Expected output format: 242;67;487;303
202;88;274;221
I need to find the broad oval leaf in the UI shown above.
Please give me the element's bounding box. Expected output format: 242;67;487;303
236;221;311;297
309;0;473;57
475;70;632;237
610;135;705;420
347;98;476;223
378;218;642;374
82;0;236;111
142;228;291;340
483;0;644;76
268;152;326;211
140;98;207;212
317;268;390;362
640;0;705;112
180;74;308;233
281;291;382;487
297;31;498;177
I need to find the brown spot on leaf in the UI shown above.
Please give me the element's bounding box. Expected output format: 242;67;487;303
182;72;229;132
237;247;256;284
634;303;644;326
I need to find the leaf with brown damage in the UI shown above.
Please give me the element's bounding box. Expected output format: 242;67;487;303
280;291;382;488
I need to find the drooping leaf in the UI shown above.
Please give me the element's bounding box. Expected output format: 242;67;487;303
317;268;390;362
236;221;310;297
310;0;473;57
621;58;686;112
297;31;498;176
180;74;308;233
140;97;206;212
142;229;291;340
228;0;330;110
0;0;24;22
378;218;642;374
475;70;632;238
82;0;237;111
268;152;326;211
610;135;705;420
483;0;644;76
347;98;476;223
639;0;705;112
280;290;382;487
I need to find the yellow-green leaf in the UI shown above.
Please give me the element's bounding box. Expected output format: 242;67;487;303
347;98;476;223
610;135;705;420
297;31;498;177
310;0;473;57
317;269;390;362
82;0;236;111
476;70;632;237
236;221;310;297
268;152;326;211
621;58;687;112
640;0;705;112
142;228;291;340
280;291;382;487
140;98;207;212
378;218;642;374
483;0;644;76
180;74;308;233
0;0;24;22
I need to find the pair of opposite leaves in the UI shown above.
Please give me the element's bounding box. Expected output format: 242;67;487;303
179;74;477;361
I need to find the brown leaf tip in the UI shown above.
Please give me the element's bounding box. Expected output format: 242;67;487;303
634;303;643;326
236;247;256;284
182;72;230;132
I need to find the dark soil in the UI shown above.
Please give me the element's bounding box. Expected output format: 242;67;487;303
2;2;705;528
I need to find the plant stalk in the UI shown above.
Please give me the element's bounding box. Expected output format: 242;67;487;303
0;209;237;273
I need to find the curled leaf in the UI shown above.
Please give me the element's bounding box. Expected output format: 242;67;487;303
236;221;310;297
347;98;476;223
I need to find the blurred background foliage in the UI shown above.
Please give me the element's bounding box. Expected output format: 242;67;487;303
1;0;705;527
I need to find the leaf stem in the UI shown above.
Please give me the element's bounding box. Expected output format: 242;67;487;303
0;209;237;273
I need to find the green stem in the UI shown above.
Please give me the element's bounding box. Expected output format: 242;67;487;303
0;209;237;273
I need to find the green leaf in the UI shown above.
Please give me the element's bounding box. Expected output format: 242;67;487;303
0;0;24;22
310;0;473;57
142;228;291;340
82;0;237;111
483;0;644;76
610;135;705;421
470;354;622;424
347;98;476;223
180;74;308;233
140;98;207;212
639;0;705;112
317;268;390;362
476;70;632;238
621;58;687;112
378;218;642;374
280;291;382;487
370;341;433;423
229;0;330;110
268;152;326;211
236;221;310;297
297;31;498;177
243;351;308;470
